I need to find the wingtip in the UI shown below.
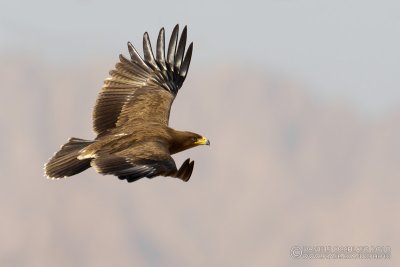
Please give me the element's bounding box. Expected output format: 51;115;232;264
167;25;180;68
143;31;157;69
179;42;193;78
124;25;192;94
182;160;194;182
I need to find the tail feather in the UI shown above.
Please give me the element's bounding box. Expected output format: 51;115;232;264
45;137;94;179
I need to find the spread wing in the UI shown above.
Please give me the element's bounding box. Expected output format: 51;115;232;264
91;141;194;182
92;25;193;136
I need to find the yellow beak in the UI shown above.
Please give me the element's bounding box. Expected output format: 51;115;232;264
195;136;210;146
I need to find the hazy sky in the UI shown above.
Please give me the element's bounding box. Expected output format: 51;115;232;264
1;2;399;266
1;0;400;115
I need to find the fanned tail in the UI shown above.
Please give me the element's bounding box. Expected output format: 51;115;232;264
44;138;94;179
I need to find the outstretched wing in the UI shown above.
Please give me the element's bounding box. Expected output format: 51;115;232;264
92;25;193;136
91;141;194;182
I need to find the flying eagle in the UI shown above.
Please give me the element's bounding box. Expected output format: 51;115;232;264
44;25;209;183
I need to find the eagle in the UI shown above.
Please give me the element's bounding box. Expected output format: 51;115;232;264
44;25;209;183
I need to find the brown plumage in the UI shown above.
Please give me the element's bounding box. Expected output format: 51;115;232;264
44;25;209;183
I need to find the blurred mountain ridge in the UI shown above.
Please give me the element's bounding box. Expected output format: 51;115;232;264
0;55;398;267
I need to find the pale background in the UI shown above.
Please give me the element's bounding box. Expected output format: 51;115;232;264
0;0;399;266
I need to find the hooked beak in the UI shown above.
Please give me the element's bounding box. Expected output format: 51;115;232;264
195;136;210;146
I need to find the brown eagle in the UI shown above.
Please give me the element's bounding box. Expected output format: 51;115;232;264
44;25;209;183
